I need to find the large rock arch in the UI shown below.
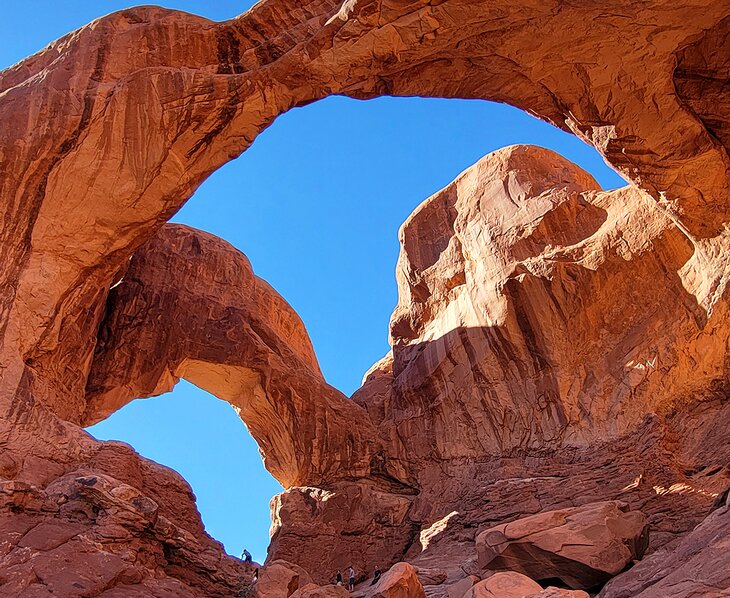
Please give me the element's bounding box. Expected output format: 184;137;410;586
84;223;383;489
1;1;729;595
2;0;728;422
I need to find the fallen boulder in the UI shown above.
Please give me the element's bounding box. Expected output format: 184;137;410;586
464;572;542;598
367;562;426;598
464;573;591;598
254;560;313;598
527;588;590;598
291;583;350;598
477;501;648;589
598;492;730;597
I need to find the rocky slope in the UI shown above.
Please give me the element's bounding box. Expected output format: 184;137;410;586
0;0;729;596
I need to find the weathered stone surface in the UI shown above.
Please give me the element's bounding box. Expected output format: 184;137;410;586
357;145;730;463
527;589;590;598
86;224;380;488
476;501;648;590
0;461;255;597
270;481;417;584
2;2;728;421
291;583;350;598
254;560;313;598
463;573;590;598
0;0;729;596
364;563;426;598
598;493;730;598
445;576;479;598
464;572;542;598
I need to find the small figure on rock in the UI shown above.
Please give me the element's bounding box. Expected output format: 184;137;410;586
253;569;259;583
348;565;356;591
370;567;381;586
241;549;252;563
335;570;343;586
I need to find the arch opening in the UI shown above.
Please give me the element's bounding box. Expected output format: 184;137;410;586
87;380;282;564
82;95;628;563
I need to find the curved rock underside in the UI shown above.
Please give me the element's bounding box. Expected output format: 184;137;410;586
0;0;729;596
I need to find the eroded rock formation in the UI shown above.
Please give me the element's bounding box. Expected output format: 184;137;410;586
476;501;648;590
86;224;380;488
359;563;425;598
0;0;729;597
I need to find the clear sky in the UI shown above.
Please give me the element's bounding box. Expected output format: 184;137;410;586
2;2;627;564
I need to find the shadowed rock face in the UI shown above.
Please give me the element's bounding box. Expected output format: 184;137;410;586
85;224;381;488
0;0;729;596
476;501;648;590
598;493;730;598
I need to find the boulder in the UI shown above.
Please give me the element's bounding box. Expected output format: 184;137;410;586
463;573;591;598
368;563;426;598
291;583;350;598
477;501;648;589
254;560;313;598
464;572;542;598
598;493;730;597
527;589;590;598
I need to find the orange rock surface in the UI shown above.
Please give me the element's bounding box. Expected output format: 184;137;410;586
476;501;648;589
0;1;729;597
464;572;543;598
363;563;426;598
86;224;380;488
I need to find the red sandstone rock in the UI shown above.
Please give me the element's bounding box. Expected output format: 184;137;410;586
336;146;729;586
270;481;416;585
527;590;590;598
86;224;380;488
0;1;729;596
445;576;480;598
464;572;542;598
254;560;313;598
463;573;590;598
291;583;350;598
598;493;730;598
363;563;426;598
476;501;648;590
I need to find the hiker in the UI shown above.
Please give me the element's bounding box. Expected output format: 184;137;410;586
335;570;343;586
348;566;356;591
253;569;259;583
370;567;381;586
241;549;252;563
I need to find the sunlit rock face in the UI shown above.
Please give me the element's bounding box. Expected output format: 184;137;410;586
364;145;724;459
0;0;729;596
260;143;730;592
323;146;730;590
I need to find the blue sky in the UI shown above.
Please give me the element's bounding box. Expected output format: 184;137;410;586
2;2;626;564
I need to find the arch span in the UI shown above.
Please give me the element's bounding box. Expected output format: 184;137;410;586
85;224;383;489
1;0;728;428
1;1;729;595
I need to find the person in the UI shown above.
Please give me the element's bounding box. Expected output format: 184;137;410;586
241;549;252;563
253;569;259;583
335;570;343;586
348;566;356;591
370;567;381;586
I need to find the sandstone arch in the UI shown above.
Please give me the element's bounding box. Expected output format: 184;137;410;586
2;0;729;427
1;1;730;595
84;224;383;488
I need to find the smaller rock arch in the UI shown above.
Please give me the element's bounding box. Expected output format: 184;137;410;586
85;224;384;488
